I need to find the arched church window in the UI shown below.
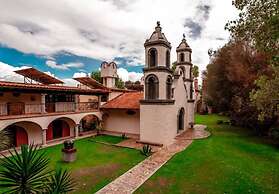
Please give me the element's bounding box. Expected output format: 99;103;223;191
145;74;159;100
166;76;173;99
148;48;157;67
179;66;185;78
166;50;170;68
180;53;185;62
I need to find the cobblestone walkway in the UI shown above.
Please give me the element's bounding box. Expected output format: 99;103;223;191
96;124;208;194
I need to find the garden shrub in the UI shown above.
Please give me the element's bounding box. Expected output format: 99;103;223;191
141;144;152;156
216;120;223;125
270;127;279;142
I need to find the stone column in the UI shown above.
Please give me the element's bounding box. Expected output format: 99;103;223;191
41;94;47;113
74;95;79;112
42;129;47;146
74;124;80;138
98;95;101;110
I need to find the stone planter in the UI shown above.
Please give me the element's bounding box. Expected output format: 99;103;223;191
62;140;77;162
189;122;194;129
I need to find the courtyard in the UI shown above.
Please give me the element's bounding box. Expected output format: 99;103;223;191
1;114;279;193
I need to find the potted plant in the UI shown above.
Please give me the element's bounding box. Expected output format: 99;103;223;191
62;140;77;162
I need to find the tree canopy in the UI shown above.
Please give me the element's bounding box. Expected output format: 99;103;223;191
205;0;278;134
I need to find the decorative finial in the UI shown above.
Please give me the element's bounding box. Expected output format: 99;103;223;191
183;33;185;39
157;21;160;27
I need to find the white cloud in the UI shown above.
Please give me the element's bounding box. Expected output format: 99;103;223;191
117;68;143;82
0;61;29;82
46;60;84;70
0;0;239;75
0;61;79;86
73;72;89;78
62;78;78;86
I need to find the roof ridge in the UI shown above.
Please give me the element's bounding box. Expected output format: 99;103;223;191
102;92;126;106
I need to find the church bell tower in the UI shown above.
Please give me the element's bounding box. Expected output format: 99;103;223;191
140;22;176;145
142;21;173;101
176;34;193;100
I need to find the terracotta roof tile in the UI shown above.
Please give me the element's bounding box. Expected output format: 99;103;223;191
0;81;109;94
101;92;143;110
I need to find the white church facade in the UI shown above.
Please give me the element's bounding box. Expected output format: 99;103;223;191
101;22;195;145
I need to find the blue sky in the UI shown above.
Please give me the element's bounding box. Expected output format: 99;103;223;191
0;0;238;85
0;45;143;79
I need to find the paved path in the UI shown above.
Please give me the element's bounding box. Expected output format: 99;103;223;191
96;124;209;194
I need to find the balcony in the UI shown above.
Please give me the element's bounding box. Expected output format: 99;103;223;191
0;102;99;120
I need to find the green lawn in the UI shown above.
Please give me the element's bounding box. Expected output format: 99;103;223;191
136;114;279;194
0;135;145;194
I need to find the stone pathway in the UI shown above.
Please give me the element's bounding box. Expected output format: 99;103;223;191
116;138;162;152
96;124;209;194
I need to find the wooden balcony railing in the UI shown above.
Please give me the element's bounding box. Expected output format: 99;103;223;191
0;102;99;116
0;104;7;116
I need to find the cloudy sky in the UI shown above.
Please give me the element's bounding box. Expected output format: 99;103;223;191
0;0;238;85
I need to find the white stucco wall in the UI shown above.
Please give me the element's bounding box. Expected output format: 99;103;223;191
103;109;140;135
140;104;177;145
140;66;194;145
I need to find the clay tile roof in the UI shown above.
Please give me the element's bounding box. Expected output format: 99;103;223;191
101;92;143;110
0;81;109;95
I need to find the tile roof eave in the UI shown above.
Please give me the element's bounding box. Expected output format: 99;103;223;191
0;81;109;95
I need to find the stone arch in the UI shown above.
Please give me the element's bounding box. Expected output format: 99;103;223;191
79;114;100;134
148;48;158;67
166;50;170;68
145;74;159;100
166;75;173;99
2;121;42;148
177;107;185;132
46;117;75;141
179;66;186;78
101;61;108;68
109;62;117;69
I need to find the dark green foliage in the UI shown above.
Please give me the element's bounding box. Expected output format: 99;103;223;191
141;144;152;156
0;144;75;194
0;144;51;193
115;78;125;89
46;169;75;194
270;127;279;142
225;0;279;126
216;120;223;125
192;65;199;78
91;71;102;83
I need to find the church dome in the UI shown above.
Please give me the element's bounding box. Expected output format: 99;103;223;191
176;34;191;52
144;21;171;48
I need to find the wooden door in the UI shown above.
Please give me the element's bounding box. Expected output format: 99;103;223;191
15;127;28;147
